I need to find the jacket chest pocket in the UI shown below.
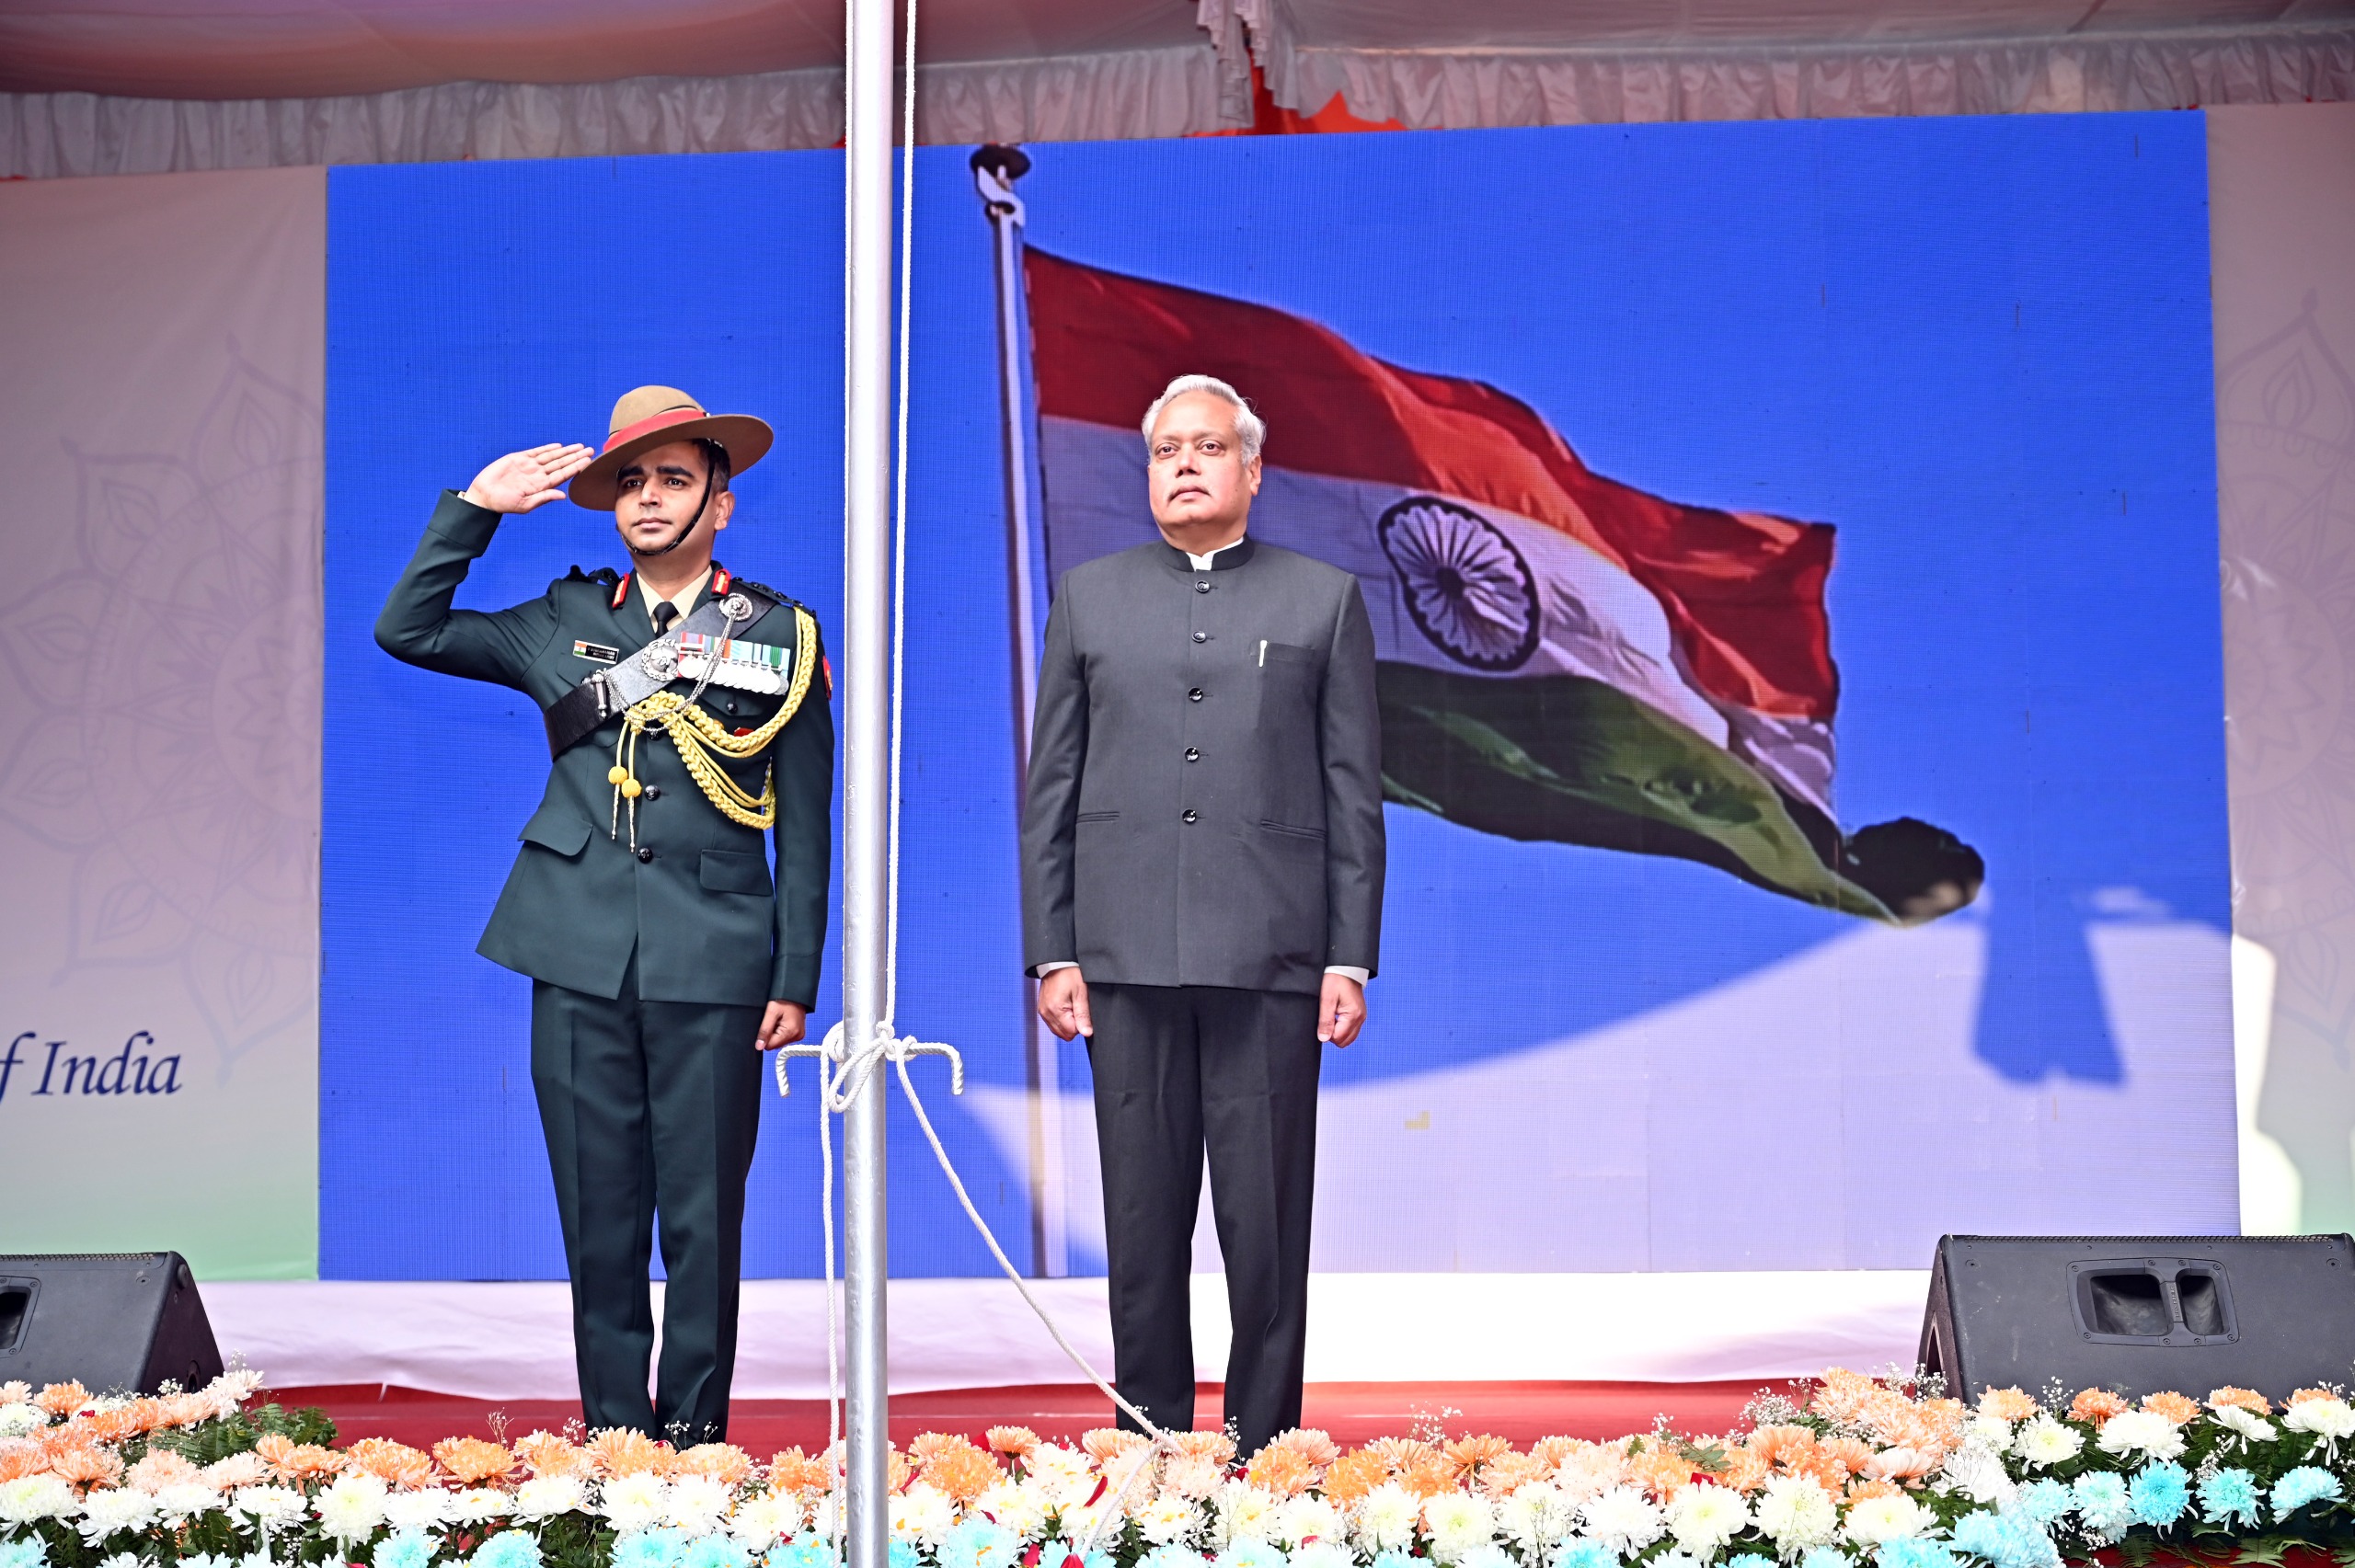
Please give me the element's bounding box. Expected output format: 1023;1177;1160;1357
1253;640;1323;731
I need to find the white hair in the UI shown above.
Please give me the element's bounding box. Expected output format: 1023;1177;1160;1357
1141;374;1266;464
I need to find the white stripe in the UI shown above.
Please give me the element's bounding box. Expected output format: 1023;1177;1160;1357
1042;415;1729;749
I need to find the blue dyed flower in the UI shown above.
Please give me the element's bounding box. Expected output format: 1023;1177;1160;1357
1212;1540;1288;1568
1369;1551;1423;1568
1801;1547;1853;1568
0;1539;47;1568
1949;1509;2058;1568
886;1540;923;1568
2071;1473;2132;1538
615;1528;690;1568
2011;1482;2072;1529
2128;1460;2191;1529
2270;1466;2344;1516
684;1538;751;1568
469;1531;544;1568
375;1529;436;1568
2197;1468;2260;1528
941;1518;1020;1568
1457;1548;1514;1568
1877;1541;1961;1568
764;1538;833;1568
1139;1548;1207;1568
1727;1556;1778;1568
1553;1545;1614;1568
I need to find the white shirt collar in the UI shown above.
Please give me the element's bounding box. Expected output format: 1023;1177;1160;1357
1184;538;1246;571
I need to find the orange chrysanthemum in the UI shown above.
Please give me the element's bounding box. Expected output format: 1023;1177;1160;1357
434;1437;519;1486
201;1453;268;1491
348;1438;434;1491
1320;1450;1389;1506
34;1383;90;1419
1748;1425;1818;1468
1480;1452;1547;1500
587;1428;672;1479
1978;1388;2039;1422
1080;1429;1145;1464
0;1448;45;1484
1360;1436;1431;1474
78;1407;144;1445
676;1444;754;1488
1170;1431;1236;1467
1270;1429;1340;1471
1398;1454;1454;1498
2210;1388;2271;1415
1845;1478;1901;1505
985;1426;1041;1459
1818;1436;1877;1480
767;1447;834;1495
1245;1446;1316;1498
1809;1369;1883;1425
1442;1435;1513;1483
2070;1390;2131;1425
49;1444;122;1489
1529;1436;1589;1473
2289;1389;2338;1408
1625;1445;1696;1501
125;1451;201;1493
0;1383;29;1407
2142;1391;2201;1425
908;1433;969;1467
886;1449;913;1494
515;1433;596;1480
1716;1449;1770;1495
924;1445;1002;1504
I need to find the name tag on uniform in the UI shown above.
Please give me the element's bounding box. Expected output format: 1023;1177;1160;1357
572;640;620;664
676;632;793;695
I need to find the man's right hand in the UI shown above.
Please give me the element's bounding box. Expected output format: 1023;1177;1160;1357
462;443;595;514
1038;967;1093;1041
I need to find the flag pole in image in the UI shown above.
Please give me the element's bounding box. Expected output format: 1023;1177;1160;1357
972;143;1071;1280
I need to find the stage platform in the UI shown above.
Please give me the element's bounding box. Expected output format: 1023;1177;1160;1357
271;1379;1770;1452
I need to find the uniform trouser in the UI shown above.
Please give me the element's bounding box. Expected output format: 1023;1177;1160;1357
1085;981;1321;1458
530;955;764;1440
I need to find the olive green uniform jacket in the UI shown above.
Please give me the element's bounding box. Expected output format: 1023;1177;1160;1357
374;491;833;1009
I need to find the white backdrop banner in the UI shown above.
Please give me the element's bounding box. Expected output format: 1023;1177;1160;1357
0;166;325;1278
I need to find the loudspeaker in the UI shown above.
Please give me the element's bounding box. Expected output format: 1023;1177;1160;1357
1919;1233;2355;1402
0;1253;224;1395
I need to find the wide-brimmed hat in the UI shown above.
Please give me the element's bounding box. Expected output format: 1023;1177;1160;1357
569;385;774;509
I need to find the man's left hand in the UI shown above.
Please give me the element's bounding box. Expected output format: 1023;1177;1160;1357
1318;974;1366;1047
756;1001;807;1051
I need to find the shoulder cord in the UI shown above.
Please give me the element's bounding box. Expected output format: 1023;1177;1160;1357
606;606;819;842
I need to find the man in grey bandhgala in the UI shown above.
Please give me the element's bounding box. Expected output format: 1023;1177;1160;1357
1020;374;1386;1455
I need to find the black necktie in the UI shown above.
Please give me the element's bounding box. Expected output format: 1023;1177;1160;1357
652;601;679;635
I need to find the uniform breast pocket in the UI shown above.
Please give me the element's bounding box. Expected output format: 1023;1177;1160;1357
1254;640;1323;732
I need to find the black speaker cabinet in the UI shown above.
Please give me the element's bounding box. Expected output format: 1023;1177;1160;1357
0;1253;224;1395
1920;1233;2355;1402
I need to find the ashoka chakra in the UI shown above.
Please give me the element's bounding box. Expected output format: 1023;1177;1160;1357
1377;496;1542;671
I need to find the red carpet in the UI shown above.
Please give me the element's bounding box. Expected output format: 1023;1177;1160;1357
270;1380;1774;1452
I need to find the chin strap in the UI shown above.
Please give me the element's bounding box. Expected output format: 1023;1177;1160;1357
631;468;720;560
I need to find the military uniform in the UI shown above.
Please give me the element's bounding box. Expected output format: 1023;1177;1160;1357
375;485;833;1440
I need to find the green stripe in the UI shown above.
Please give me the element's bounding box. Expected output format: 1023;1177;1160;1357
1377;662;1897;921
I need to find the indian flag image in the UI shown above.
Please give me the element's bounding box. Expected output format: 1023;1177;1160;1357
1023;247;1982;923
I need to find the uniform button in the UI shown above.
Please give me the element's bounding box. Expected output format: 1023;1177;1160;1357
636;846;655;863
1188;687;1204;702
1195;580;1211;594
1185;748;1200;762
1192;631;1207;643
643;784;662;801
1181;808;1199;824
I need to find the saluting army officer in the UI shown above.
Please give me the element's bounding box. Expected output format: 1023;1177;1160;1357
376;385;834;1441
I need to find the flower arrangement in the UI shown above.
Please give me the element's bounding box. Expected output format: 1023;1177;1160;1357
5;1368;2355;1568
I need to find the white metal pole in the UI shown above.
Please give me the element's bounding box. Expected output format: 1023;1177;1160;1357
971;146;1070;1280
842;0;894;1556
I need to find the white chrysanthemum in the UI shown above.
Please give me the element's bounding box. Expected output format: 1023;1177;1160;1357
807;1494;839;1543
1027;1446;1097;1507
665;1474;732;1536
76;1487;161;1544
0;1405;45;1437
1498;1482;1573;1550
1966;1415;2013;1452
1840;1493;1936;1548
1579;1484;1665;1559
1215;1483;1281;1546
1138;1495;1202;1547
2212;1405;2276;1443
2011;1417;2085;1470
2286;1397;2355;1441
890;1483;957;1549
1753;1476;1838;1553
978;1479;1046;1539
205;1370;267;1420
1936;1442;2016;1509
2096;1411;2187;1462
1290;1542;1355;1568
730;1493;801;1546
601;1472;668;1534
1654;1551;1707;1568
232;1486;307;1529
1271;1496;1342;1549
98;1552;143;1568
314;1474;391;1545
513;1477;590;1521
1350;1483;1419;1554
0;1474;79;1523
381;1489;451;1534
1422;1492;1499;1565
1666;1481;1752;1555
155;1483;224;1525
447;1489;511;1526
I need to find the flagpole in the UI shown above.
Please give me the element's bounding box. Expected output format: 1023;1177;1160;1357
971;144;1069;1280
842;0;894;1555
